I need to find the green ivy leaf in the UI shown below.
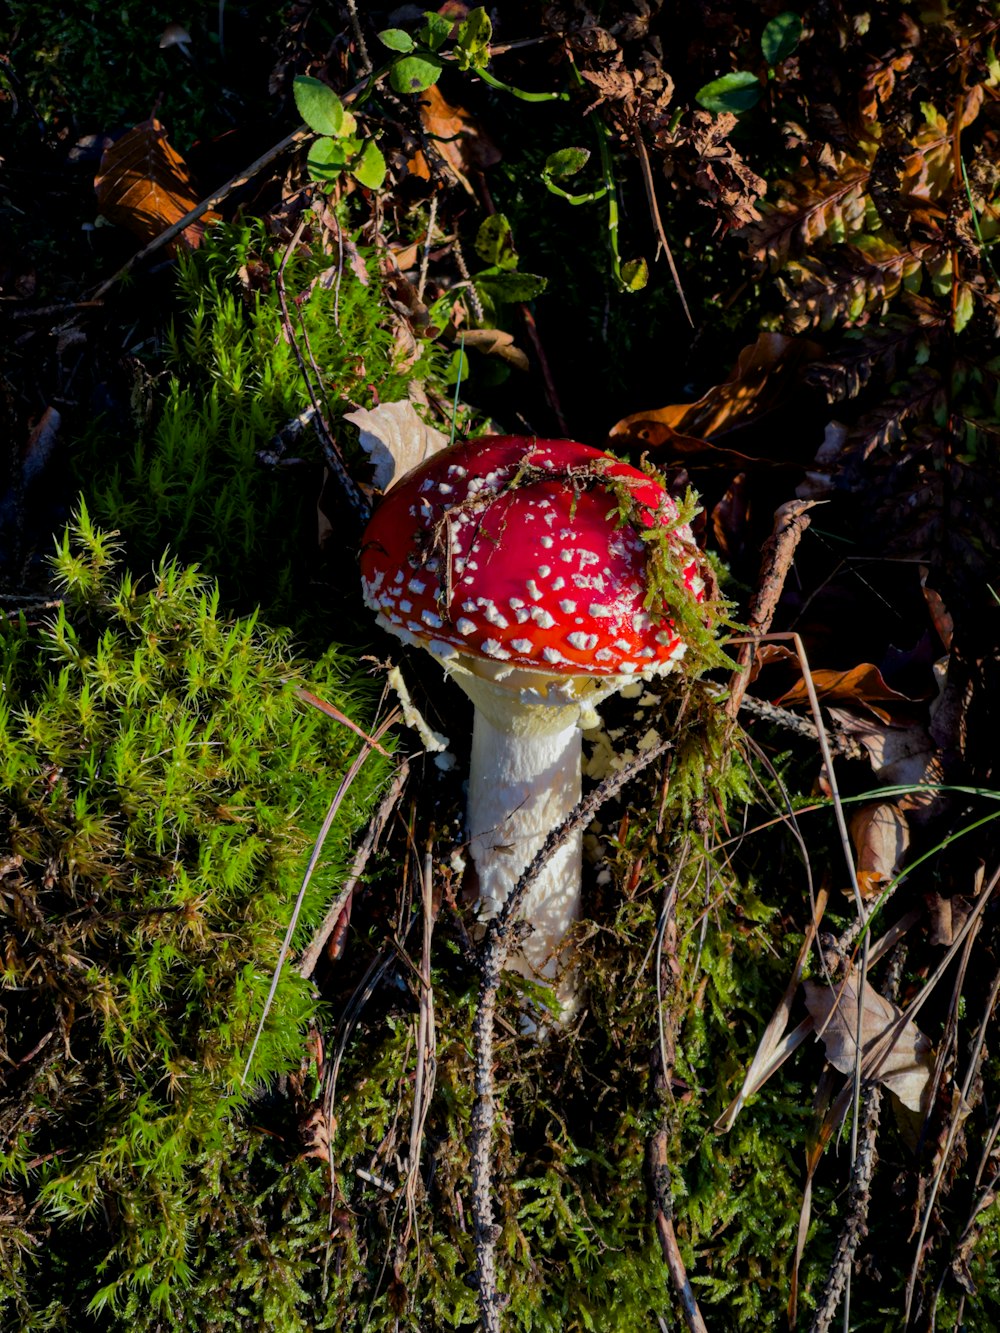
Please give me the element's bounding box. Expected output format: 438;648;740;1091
474;215;517;271
620;257;649;291
377;28;415;53
389;53;443;94
761;13;803;65
352;139;386;190
474;269;547;304
306;136;347;183
456;7;492;70
543;147;590;180
444;348;470;385
695;70;762;115
420;12;453;52
293;76;344;136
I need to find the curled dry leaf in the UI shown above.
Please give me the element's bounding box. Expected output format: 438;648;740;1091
803;971;933;1114
849;801;909;900
95;119;220;252
346;399;449;492
607;332;821;453
459;327;530;372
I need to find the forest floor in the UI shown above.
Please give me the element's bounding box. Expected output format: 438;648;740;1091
3;3;1000;1331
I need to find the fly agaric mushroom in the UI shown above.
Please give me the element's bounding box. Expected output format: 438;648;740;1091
360;436;709;1009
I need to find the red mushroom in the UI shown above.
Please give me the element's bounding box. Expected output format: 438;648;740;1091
360;436;708;1012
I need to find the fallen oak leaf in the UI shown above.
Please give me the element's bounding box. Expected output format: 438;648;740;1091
95;118;220;252
803;970;933;1114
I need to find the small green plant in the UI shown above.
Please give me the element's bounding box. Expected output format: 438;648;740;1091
293;76;386;189
0;508;391;1326
695;12;803;114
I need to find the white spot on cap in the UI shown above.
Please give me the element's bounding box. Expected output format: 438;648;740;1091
567;632;598;651
538;565;551;578
482;639;510;660
422;609;443;628
509;597;525;609
448;464;467;478
559;599;577;613
393;571;405;585
408;579;426;594
614;639;634;653
526;580;542;601
481;601;509;629
540;535;554;549
560;550;574;563
542;647;569;664
511;638;534;654
579;551;599;567
530;607;555;629
438;483;453;495
595;647;615;662
588;603;613;618
399;599;412;613
457;618;476;636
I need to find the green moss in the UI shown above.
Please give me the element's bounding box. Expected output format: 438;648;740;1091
0;508;391;1327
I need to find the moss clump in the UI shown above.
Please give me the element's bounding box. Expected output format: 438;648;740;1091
75;219;444;637
0;508;390;1327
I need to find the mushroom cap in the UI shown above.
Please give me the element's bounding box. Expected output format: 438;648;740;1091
360;435;706;678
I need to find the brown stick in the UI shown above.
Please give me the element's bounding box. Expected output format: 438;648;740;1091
725;499;820;720
299;762;409;977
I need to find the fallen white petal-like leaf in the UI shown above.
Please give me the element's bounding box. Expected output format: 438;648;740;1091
347;400;449;492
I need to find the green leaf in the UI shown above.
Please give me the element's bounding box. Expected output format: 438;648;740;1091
953;283;975;334
377;28;415;53
306;136;346;183
474;215;517;271
293;76;344;136
456;6;492;70
420;12;453;52
543;147;590;180
761;12;803;65
695;70;762;115
389;52;443;94
474;269;547;304
352;139;386;190
620;257;649;292
444;348;470;385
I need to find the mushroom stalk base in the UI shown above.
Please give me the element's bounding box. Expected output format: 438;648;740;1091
467;708;582;988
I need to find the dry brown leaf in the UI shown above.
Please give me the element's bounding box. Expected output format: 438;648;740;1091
607;332;821;452
803;971;933;1113
95;119;220;252
754;646;920;721
408;85;500;193
850;802;909;900
346;400;450;491
926;891;974;947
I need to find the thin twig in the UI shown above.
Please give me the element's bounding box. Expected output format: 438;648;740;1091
299;760;409;978
274;215;370;521
632;120;693;327
240;710;399;1083
470;738;672;1333
402;841;438;1246
417;194;438;303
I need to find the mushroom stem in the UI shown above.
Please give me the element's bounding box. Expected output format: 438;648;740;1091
467;708;582;985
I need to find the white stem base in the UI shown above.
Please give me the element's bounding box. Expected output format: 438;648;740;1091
467;709;581;986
